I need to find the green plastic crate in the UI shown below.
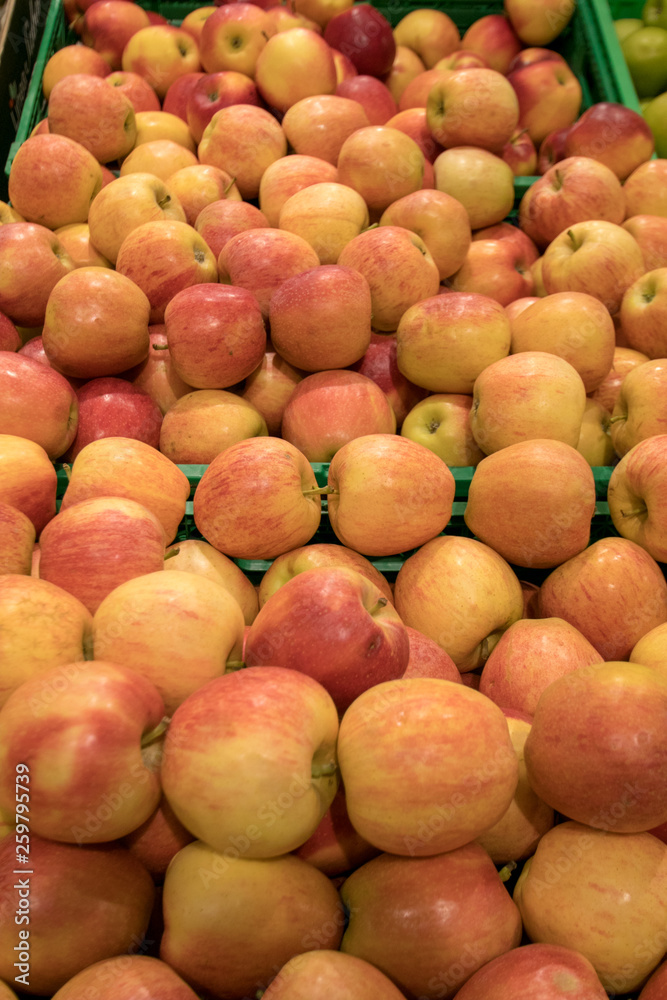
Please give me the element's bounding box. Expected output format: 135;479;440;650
1;0;648;193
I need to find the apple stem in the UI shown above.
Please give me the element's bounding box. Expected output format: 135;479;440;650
302;485;338;496
363;222;379;233
224;177;237;196
153;344;169;351
608;415;627;424
370;597;388;615
164;547;180;561
62;463;72;481
619;507;647;519
225;660;246;672
498;861;517;883
141;717;170;749
311;760;337;779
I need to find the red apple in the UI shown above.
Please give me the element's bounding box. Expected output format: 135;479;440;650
427;67;520;154
324;3;395;77
281;94;369;164
449;238;535;306
453;943;608;1000
186;70;261;143
349;332;428;428
0;221;76;328
502;126;538;175
50;956;201;1000
162;70;206;120
460;13;522;74
122;324;194;416
241;346;305;436
623;214;667;271
536;124;571;173
507;59;582;146
564;101;655;181
105;68;161;111
82;0;151;69
47;72;137;164
335;73;397;124
258;152;338;228
607;434;667;563
0;351;78;459
65;376;163;461
42;42;112;98
402;625;461;682
195;198;269;258
0;435;57;535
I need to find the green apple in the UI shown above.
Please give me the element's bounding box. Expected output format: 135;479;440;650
621;25;667;98
614;17;643;42
643;90;667;155
643;0;667;29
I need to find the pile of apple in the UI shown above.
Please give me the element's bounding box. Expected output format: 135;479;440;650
2;0;667;996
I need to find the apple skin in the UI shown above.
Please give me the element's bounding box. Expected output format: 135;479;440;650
54;221;112;268
121;136;199;180
7;133;104;230
262;950;405;1000
159;388;267;464
507;60;582;147
536;536;667;661
65;376;162;462
383;44;425;103
402;625;461;682
449;238;535;307
588;345;649;417
241;347;304;436
50;955;201;1000
160;844;344;999
82;0;151;69
61;435;191;544
0;221;77;329
426;67;520;154
280;370;396;463
518;155;626;250
259;153;338;228
47;72;137;164
269;265;371;371
0;836;155;997
198;2;269;77
255;27;337;112
623;214;667;271
0;350;78;460
335;74;397;125
536;124;571;173
160;163;241;227
0;660;165;844
502;125;538;175
607;434;667;562
514;821;667;994
433;146;515;230
245;565;407;711
392;8;460;69
564;101;656;182
162;70;206;119
480;617;602;717
324;3;395;76
461;13;522;74
336;125;425;217
0;503;35;577
164;537;259;625
0;574;92;710
186;69;261;143
327;433;455;558
258;542;393;607
379;188;471;281
401;392;485;467
620;267;667;358
193;436;322;560
198;103;287;201
42;42;112;98
504;0;576;45
277;182;370;266
640;961;667;1000
385;107;443;163
0;435;57;535
281;94;369;164
195;198;269;258
93;569;245;716
122;325;194;416
349;332;428;429
453;943;608;1000
464;439;596;570
121;24;201;99
106;69;162;111
394;534;524;672
0;310;20;351
610;359;667;458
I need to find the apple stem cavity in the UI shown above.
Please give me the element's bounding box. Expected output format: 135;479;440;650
620;505;648;519
311;760;337;779
141;716;170;749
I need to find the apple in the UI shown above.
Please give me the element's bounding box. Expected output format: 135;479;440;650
0;836;155;996
122;324;195;415
0;351;78;459
0;504;35;577
541;220;645;315
42;42;111;98
621;25;667;98
504;295;540;321
392;8;460;68
0;310;20;352
181;4;216;42
81;0;151;69
461;13;522;74
278;182;370;265
395;291;511;394
42;266;151;378
504;0;575;45
241;346;304;435
263;950;405;1000
623;214;667;271
198;2;269;77
479;616;603;717
258;153;338;228
331;44;358;81
384;107;443;164
192;436;322;560
87;172;187;266
162;70;206;120
525;660;667;834
337;225;440;332
640;961;667;1000
518;156;625;249
588;344;650;414
464;439;596;569
607;434;667;562
564;101;655;181
324;3;395;77
610;359;667;457
195;198;269;258
507;59;582;146
120;137;199;180
198;103;288;200
449;238;535;306
336;125;425;217
245;566;407;711
623;157;667;217
123;792;196;879
434;49;490;71
433;146;515;230
53;222;112;268
509;291;615;392
398;66;452;111
475;710;555;865
254;27;337;112
121;24;202;99
349;331;428;428
217;228;320;319
427;68;520;154
0;574;92;707
66;376;163;461
536;535;667;661
258;541;393;607
133;108;197;151
577;397;615;467
327;433;455;557
502;126;538;175
115;220;219;324
164;537;259;625
379;188;470;281
61;435;191;543
47;70;137;165
160;843;344;998
394;534;524;671
536;123;571;173
335;74;397;125
620;267;667;358
453;943;608;1000
0;659;165;843
281;94;369;164
644;90;667;157
401;393;485;467
0;435;57;535
159;388;268;463
50;956;201;1000
401;625;461;683
382;44;425;103
106;68;161;111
